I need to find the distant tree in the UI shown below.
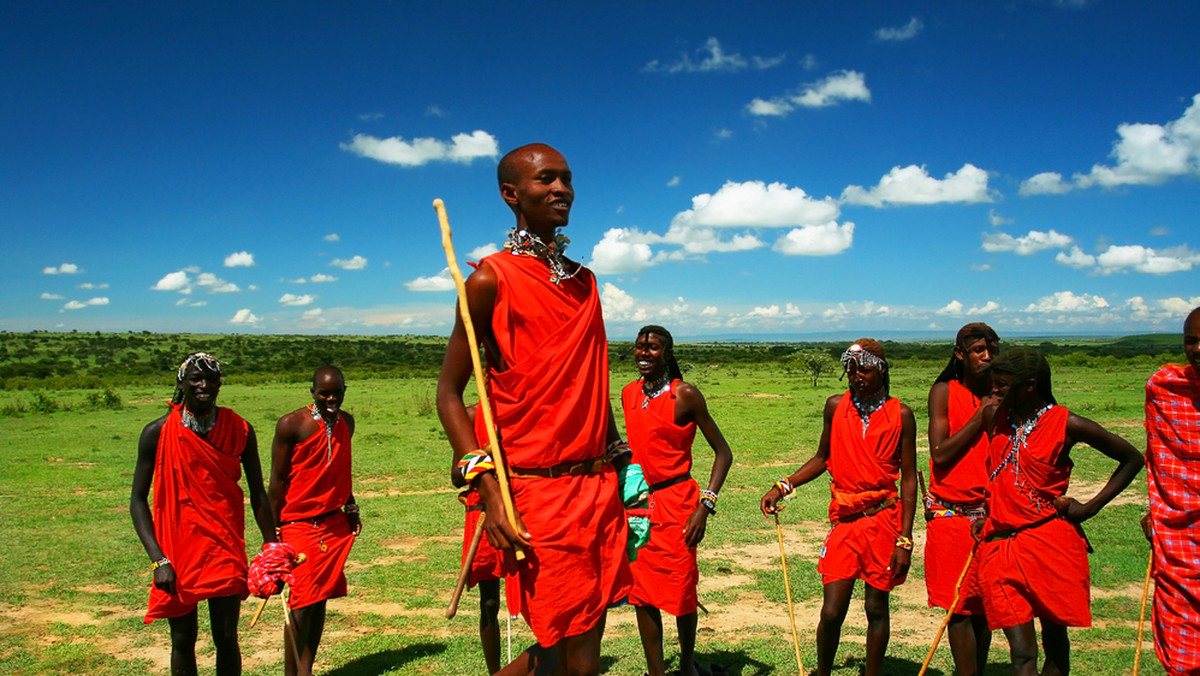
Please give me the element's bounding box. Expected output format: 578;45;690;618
790;349;837;387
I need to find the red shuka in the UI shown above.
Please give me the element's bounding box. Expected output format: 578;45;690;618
623;378;700;617
977;405;1090;630
278;412;355;609
145;404;250;623
473;251;631;647
924;380;987;614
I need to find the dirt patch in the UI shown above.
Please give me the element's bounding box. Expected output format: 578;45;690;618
75;583;125;594
738;393;790;398
1069;479;1147;507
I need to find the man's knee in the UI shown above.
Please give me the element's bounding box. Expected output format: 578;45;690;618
863;587;890;624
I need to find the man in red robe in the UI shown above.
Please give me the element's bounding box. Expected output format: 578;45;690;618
1143;307;1200;676
131;352;275;676
269;365;360;676
925;323;998;676
761;339;917;676
622;325;733;676
978;347;1142;676
437;143;632;676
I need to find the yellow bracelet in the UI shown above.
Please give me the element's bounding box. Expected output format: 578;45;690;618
894;536;914;551
151;557;171;570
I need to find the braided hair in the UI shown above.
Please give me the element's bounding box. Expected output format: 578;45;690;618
171;352;222;405
990;346;1056;406
934;322;999;385
637;324;684;381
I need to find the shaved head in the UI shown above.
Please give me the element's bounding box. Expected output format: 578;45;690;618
497;143;562;187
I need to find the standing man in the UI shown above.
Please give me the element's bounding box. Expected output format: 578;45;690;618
269;365;360;676
131;352;275;676
925;323;998;676
761;339;918;676
978;348;1142;676
437;143;632;676
1143;307;1200;676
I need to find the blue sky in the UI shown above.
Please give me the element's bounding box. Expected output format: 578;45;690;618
4;1;1198;340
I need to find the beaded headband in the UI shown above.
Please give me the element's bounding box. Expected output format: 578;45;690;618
177;352;222;383
840;343;885;370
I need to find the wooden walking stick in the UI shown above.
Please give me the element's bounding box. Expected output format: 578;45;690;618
249;552;308;628
433;198;525;561
447;511;488;619
1134;549;1153;676
917;543;978;676
774;512;805;676
282;587;303;667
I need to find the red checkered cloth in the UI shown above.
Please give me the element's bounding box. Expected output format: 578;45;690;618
1145;363;1200;676
247;542;298;599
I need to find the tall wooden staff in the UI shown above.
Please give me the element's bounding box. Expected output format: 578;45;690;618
1133;550;1153;676
774;513;805;676
917;543;978;676
434;198;524;562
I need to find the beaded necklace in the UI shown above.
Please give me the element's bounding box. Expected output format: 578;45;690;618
181;407;217;436
505;228;580;284
850;388;888;436
309;404;337;466
641;373;672;409
988;403;1057;510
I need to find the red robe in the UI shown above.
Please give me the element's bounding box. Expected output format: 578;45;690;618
1145;363;1200;676
278;410;355;609
622;378;700;617
819;393;904;591
473;251;631;647
145;404;250;623
924;380;987;614
977;405;1090;630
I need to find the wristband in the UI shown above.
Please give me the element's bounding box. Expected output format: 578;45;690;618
151;557;171;570
458;449;496;484
773;478;794;497
606;439;632;461
894;535;914;551
700;489;718;515
343;503;359;515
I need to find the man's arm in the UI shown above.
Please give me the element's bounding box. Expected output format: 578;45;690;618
241;423;276;544
268;412;300;530
342;411;360;535
677;382;733;547
761;394;837;515
1055;414;1144;523
928;382;998;467
130;416;174;593
891;403;918;581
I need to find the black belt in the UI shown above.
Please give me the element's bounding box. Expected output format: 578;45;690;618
986;513;1092;552
279;508;340;527
649;472;692;493
833;497;896;524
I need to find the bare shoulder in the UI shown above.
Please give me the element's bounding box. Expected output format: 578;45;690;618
824;393;843;414
139;413;169;445
342;410;356;435
928;380;949;404
898;401;917;425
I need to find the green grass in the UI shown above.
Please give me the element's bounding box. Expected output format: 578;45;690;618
0;346;1173;675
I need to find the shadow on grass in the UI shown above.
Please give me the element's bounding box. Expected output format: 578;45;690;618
325;642;446;675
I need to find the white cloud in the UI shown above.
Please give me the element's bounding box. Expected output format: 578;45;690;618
324;233;340;242
590;228;656;275
425;105;446;117
302;308;323;318
982;229;1073;255
1024;291;1110;313
1159;296;1200;315
340;130;499;166
223;251;255;267
674;180;841;228
701;306;718;316
747;70;870;117
1151;226;1170;236
1095;244;1197;275
405;269;456;292
152;270;191;293
467;243;500;260
279;293;316;306
714;128;733;140
841;164;992;206
40;292;64;300
62;297;108;310
988;209;1013;227
230;308;261;325
77;282;108;290
309;273;338;283
195;272;239;293
175;298;206;307
330;255;368;270
875;17;923;42
1055;246;1096;268
43;263;82;275
667;176;681;187
773;222;855;256
967;301;1000;315
1019;171;1073;196
642;37;783;74
937;300;964;316
600;283;647;323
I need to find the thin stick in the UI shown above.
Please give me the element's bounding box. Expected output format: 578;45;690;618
917;543;978;676
249;552;307;629
1134;549;1153;676
434;198;524;562
774;513;805;676
447;512;488;619
282;588;303;667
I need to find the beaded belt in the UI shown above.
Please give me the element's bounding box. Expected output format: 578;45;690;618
508;455;607;478
832;497;896;524
923;494;987;522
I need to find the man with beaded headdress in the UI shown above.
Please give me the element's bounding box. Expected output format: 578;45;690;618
760;339;917;676
1142;307;1200;676
130;352;275;676
976;347;1142;676
437;143;632;676
925;323;999;676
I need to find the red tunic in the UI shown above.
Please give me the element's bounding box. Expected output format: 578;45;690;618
977;405;1090;630
622;378;700;617
818;394;905;591
924;380;987;614
278;411;355;609
473;251;631;647
1145;363;1200;675
145;405;250;623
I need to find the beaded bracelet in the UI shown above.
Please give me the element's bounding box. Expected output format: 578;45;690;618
773;478;794;497
894;535;914;551
343;503;360;515
700;489;718;515
151;557;171;570
458;449;496;484
605;439;632;461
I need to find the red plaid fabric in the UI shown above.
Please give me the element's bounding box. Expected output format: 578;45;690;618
1145;363;1200;676
247;542;298;599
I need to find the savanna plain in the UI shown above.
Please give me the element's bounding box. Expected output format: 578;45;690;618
0;332;1179;675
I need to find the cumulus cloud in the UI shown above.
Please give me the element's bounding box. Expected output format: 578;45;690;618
667;176;681;187
279;293;316;306
405;269;456;292
324;233;340;242
1095;244;1198;275
309;273;338;283
43;263;82;275
875;17;923;42
937;300;964;315
195;272;239;293
152;270;192;293
968;301;1001;315
982;229;1073;255
330;255;368;270
773;222;855;256
62;297;109;310
988;209;1013;227
230;308;260;325
842;164;992;206
674;180;841;228
701;306;718;316
1024;291;1110;313
175;298;206;307
1022;93;1200;193
600;283;647;323
642;37;784;74
223;251;255;267
590;229;656;275
467;243;500;260
1055;246;1096;269
340;130;499;166
40;292;64;300
748;70;870;117
77;282;108;290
